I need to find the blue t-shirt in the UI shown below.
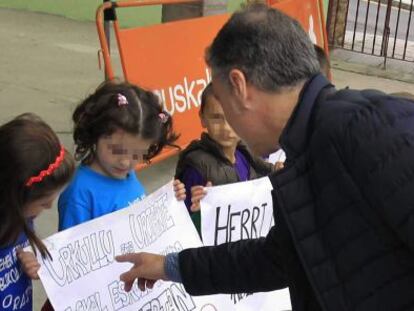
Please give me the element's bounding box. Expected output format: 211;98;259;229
0;233;32;311
58;165;146;230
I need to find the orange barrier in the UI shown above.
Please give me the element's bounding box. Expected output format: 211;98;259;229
96;0;329;169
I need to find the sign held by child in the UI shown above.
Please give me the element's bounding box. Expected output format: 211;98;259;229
29;182;232;311
201;177;275;246
200;177;291;311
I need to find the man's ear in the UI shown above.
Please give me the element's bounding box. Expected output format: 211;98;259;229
229;69;247;101
200;114;207;128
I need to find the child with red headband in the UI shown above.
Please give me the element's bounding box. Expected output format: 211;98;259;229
0;113;75;311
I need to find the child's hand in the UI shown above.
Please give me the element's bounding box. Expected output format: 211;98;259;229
274;161;285;171
17;249;40;280
173;179;186;201
190;181;212;212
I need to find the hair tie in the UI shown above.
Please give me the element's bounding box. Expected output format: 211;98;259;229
158;112;168;124
117;93;128;106
25;146;65;187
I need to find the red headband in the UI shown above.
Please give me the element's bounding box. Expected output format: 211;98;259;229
25;146;65;187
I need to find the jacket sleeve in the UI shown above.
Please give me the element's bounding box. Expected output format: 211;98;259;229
332;94;414;252
253;156;277;175
178;225;287;295
239;143;277;175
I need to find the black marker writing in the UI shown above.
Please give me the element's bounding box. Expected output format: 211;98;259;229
63;292;109;311
214;203;270;245
43;230;115;286
138;283;196;311
108;280;152;310
129;194;175;249
230;293;253;304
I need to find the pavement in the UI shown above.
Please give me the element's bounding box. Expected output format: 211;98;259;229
331;48;414;84
0;7;413;310
333;0;414;82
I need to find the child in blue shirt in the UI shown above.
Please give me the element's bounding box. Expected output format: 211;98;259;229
0;113;74;311
58;80;178;230
58;165;145;229
42;81;178;310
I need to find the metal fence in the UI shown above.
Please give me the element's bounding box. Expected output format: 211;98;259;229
327;0;414;66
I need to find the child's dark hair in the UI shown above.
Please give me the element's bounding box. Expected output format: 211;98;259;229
199;83;215;116
314;44;330;78
73;80;178;164
0;113;75;258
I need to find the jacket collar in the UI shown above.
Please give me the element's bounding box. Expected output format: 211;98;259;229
199;132;231;163
279;74;334;162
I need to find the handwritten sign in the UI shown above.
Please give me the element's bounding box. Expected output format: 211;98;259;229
200;177;291;310
33;182;232;311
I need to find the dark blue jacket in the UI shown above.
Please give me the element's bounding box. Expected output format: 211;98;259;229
179;75;414;310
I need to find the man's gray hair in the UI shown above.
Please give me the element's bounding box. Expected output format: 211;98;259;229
206;3;320;92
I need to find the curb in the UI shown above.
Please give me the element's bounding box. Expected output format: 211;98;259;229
371;0;413;11
331;57;414;84
386;0;412;11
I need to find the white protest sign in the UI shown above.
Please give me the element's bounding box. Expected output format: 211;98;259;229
200;177;291;311
267;149;286;165
33;181;232;311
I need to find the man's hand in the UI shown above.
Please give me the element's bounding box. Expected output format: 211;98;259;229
116;252;168;292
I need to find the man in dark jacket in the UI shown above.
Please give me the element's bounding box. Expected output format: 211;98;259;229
116;4;414;310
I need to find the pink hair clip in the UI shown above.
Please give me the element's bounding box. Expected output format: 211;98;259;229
117;93;128;106
159;112;168;124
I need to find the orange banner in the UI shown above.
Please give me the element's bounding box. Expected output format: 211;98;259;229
115;14;229;161
273;0;326;47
